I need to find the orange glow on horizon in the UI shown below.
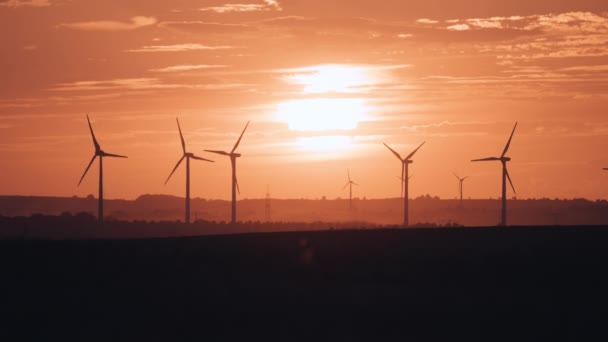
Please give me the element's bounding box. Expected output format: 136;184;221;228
0;1;607;202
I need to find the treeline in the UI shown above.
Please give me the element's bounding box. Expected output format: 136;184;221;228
0;213;466;240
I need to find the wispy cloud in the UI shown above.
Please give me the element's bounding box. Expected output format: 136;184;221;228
60;16;157;31
128;44;234;52
276;64;411;95
200;0;281;13
440;12;608;33
447;24;470;31
158;20;249;33
51;78;254;92
0;0;50;7
150;64;228;73
560;65;608;72
51;78;176;91
416;18;438;24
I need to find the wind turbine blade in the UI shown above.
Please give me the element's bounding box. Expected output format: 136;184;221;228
176;117;186;154
406;141;425;160
501;122;518;157
348;169;351;182
342;182;350;190
231;121;250;154
352;182;360;186
205;149;230;156
383;142;403;160
164;155;185;184
191;155;214;162
86;114;100;152
471;157;500;162
462;176;469;181
452;172;460;180
235;176;241;195
78;154;97;186
505;167;516;194
103;152;127;158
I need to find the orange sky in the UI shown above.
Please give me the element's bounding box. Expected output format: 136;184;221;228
1;0;607;201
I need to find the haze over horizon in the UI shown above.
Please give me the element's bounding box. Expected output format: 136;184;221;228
1;0;607;201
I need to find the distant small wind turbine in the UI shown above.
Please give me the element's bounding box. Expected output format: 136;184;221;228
205;121;250;224
342;169;359;210
383;141;425;227
452;172;468;207
77;115;127;223
471;122;518;226
165;118;214;224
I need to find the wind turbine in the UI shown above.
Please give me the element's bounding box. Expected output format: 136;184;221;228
77;115;127;223
383;141;426;227
342;169;359;210
452;172;468;207
471;122;518;226
164;118;214;224
205;121;250;224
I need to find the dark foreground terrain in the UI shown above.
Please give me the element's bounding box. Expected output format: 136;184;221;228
2;226;608;341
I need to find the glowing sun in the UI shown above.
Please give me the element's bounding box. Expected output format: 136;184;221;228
276;98;369;131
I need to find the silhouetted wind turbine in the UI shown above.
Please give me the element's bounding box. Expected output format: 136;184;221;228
77;115;127;223
342;169;359;210
165;118;214;224
453;172;468;207
384;141;425;227
205;121;250;224
471;122;518;226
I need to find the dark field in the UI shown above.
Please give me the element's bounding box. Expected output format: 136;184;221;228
3;226;608;341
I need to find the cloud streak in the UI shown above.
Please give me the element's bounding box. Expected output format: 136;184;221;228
199;0;281;13
127;44;234;52
60;16;157;31
0;0;50;7
150;64;228;73
50;78;254;92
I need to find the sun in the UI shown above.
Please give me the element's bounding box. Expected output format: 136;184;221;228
275;98;369;131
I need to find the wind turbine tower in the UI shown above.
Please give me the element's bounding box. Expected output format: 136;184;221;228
397;174;413;199
453;172;469;207
383;141;425;227
78;115;127;223
164;118;214;224
471;122;518;226
342;169;359;210
205;121;250;224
